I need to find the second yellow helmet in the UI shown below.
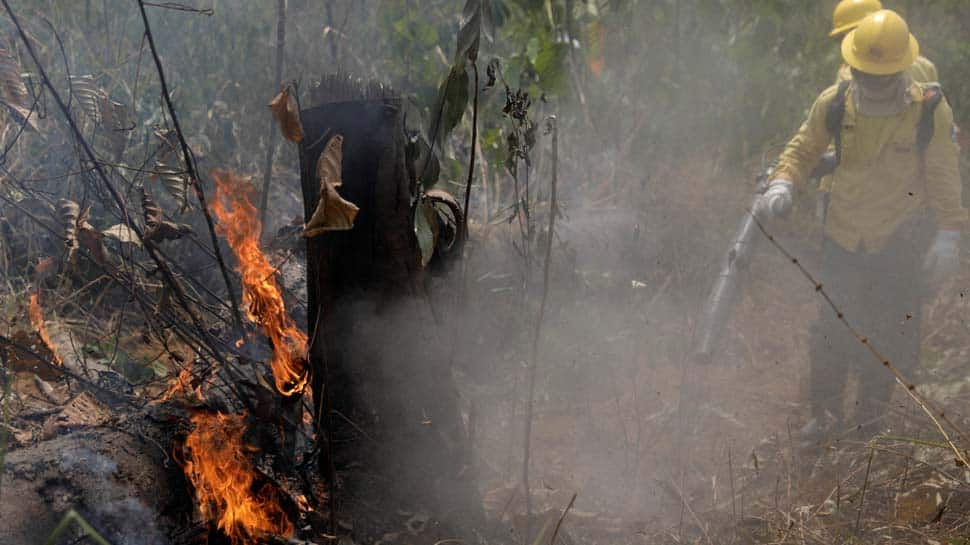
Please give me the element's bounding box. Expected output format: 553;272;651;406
830;0;883;37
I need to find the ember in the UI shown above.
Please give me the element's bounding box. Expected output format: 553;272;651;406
182;412;294;544
210;169;310;396
29;292;62;366
160;364;202;402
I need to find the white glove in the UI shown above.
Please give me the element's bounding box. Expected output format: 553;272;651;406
922;230;961;285
755;180;793;219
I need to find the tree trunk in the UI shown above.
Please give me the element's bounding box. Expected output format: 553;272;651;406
298;75;481;536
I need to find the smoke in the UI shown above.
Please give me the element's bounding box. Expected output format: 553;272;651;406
11;0;967;542
59;447;168;545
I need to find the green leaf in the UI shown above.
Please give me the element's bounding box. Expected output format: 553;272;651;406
110;351;154;384
414;20;439;47
414;200;438;267
526;37;540;65
151;360;170;378
410;133;441;189
455;4;482;63
428;65;470;146
534;40;568;93
44;509;113;545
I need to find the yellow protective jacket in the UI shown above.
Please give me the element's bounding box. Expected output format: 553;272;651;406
773;81;967;254
820;56;941;193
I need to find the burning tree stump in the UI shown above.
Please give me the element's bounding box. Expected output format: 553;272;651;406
299;75;480;537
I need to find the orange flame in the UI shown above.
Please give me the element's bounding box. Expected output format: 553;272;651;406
209;169;310;396
160;363;203;402
29;292;61;366
182;412;294;544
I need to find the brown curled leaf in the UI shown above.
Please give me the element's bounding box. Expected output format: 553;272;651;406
69;75;107;126
269;86;304;143
304;134;358;237
74;206;106;264
149;220;194;243
151;129;191;211
0;46;28;108
57;199;80;249
141;189;193;243
77;224;106;265
33;256;58;286
142;190;163;231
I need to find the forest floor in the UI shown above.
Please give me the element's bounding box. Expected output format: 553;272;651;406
2;175;969;545
461;189;970;544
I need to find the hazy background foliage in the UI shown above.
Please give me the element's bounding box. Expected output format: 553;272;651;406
7;0;969;225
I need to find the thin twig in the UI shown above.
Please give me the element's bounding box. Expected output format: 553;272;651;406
2;0;231;378
548;493;577;545
142;1;214;15
728;445;738;541
461;61;479;239
135;0;245;339
667;477;715;545
749;210;970;471
855;443;876;533
522;116;558;542
258;0;287;231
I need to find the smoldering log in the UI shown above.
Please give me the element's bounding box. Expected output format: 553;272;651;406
0;425;181;544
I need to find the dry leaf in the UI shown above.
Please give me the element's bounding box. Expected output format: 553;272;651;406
142;190;192;243
41;391;111;440
0;46;28;107
316;133;343;186
142;190;162;230
102;223;141;247
0;100;37;131
70;75;107;125
57;199;80;250
73;206;106;264
152;129;191;211
1;330;61;379
100;98;130;160
149;220;193;243
56;200;107;264
29;293;62;367
304;135;358;237
77;225;106;264
33;256;57;285
269;86;304;143
76;206;93;231
0;47;36;131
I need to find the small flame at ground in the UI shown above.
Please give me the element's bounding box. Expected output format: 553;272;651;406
29;292;61;366
182;412;294;544
210;169;310;396
160;363;203;402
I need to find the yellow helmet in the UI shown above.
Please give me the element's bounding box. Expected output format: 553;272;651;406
841;10;918;75
829;0;883;37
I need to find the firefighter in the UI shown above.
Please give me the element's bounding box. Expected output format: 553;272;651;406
758;10;966;439
818;0;940;211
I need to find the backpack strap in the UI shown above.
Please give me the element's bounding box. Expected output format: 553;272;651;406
826;79;852;166
916;83;945;206
917;83;944;155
